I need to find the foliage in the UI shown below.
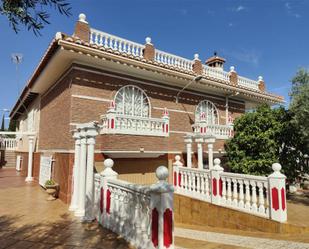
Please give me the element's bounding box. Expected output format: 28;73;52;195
225;104;307;183
290;68;309;151
0;0;71;35
8;119;17;131
0;114;4;131
45;179;55;186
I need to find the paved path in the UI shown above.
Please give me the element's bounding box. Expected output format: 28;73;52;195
175;227;309;249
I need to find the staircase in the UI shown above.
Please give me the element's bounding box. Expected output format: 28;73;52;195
0;150;17;168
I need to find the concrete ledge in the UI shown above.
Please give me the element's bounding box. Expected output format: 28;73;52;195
174;194;309;234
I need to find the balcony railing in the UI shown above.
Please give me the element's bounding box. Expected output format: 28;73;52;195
0;137;17;151
192;122;233;139
88;28;262;92
100;111;169;137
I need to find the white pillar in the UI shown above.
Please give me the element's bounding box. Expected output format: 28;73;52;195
85;126;98;221
225;96;229;125
25;134;35;182
69;131;81;211
184;135;192;168
195;137;203;169
205;136;216;170
75;129;87;218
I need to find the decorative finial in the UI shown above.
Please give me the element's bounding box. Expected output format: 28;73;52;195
173;155;183;166
194;53;200;60
104;158;114;168
78;13;87;23
272;163;281;173
258;76;263;81
145;37;152;44
214;158;221;166
156;166;169;181
230;66;235;72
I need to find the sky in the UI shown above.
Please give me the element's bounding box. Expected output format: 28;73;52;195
0;0;308;126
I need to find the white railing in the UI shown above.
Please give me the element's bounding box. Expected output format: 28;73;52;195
192;123;233;139
154;49;193;71
90;28;144;57
97;159;174;249
203;65;230;82
101;113;169;137
173;157;287;222
220;172;269;218
238;75;259;90
0;138;17;150
88;28;264;92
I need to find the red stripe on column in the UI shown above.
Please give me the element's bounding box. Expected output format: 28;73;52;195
219;178;223;197
178;173;181;187
164;208;173;248
106;189;111;214
152;208;159;247
281;187;286;211
271;187;279;211
166;124;169;133
111;119;115;129
212;178;217;196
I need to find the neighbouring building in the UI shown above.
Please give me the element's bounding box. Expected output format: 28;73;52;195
7;14;283;204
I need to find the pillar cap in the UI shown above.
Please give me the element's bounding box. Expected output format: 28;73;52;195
78;13;88;23
145;37;152;44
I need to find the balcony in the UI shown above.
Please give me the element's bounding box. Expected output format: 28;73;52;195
192;122;233;139
100;108;169;137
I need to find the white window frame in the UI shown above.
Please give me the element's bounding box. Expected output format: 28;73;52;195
114;85;151;117
195;100;219;125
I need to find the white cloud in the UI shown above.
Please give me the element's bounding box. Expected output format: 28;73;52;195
228;22;234;27
231;5;246;12
285;2;301;18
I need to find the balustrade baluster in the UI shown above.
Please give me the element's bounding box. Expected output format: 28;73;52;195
221;177;227;205
251;181;258;213
196;173;200;195
94;32;98;44
257;182;265;214
232;179;238;207
201;173;205;195
238;179;245;208
265;185;269;216
188;172;192;192
226;178;232;206
244;180;251;210
205;175;210;200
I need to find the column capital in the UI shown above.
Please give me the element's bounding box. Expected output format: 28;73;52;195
195;136;204;143
184;134;193;144
204;135;216;144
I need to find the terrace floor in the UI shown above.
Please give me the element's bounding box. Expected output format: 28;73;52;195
1;168;309;249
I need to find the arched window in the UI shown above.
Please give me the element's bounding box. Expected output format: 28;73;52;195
195;100;219;124
114;85;150;117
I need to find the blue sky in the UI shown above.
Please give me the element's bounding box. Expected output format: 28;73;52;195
0;0;308;126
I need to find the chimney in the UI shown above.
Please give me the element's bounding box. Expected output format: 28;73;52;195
205;51;226;71
73;13;90;42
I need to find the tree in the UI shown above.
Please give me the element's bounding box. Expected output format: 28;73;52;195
0;0;71;35
225;104;307;183
0;114;4;131
290;68;309;151
8;119;17;132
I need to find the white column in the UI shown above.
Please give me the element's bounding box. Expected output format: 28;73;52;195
195;137;203;169
225;96;229;125
205;136;216;170
25;134;35;182
69;131;81;211
84;126;98;221
75;129;87;218
184;135;192;168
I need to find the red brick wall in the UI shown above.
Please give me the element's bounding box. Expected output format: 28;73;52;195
39;76;73;150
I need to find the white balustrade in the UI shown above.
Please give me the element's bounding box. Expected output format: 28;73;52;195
97;159;174;249
90;28;144;57
0;138;17;150
192;123;234;139
154;49;193;71
173;156;287;222
238;75;259;90
203;65;230;82
101;113;169;137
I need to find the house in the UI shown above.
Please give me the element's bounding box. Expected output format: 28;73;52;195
7;14;283;204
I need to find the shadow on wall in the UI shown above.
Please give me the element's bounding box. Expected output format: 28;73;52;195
0;214;131;248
